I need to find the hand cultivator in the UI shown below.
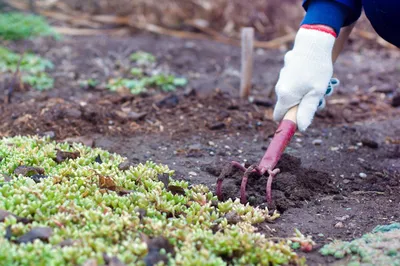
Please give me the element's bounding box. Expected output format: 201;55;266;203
217;106;298;205
216;78;340;204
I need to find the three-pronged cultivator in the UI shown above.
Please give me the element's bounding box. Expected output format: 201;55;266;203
216;106;298;204
216;78;340;204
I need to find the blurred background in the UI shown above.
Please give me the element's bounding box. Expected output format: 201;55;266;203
1;0;394;50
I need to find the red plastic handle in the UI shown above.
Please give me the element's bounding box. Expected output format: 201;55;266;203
258;119;297;174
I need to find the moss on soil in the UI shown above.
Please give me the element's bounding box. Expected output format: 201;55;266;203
0;136;305;265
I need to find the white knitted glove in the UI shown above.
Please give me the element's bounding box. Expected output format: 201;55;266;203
273;27;336;131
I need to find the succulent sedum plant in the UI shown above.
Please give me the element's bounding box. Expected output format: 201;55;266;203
320;223;400;265
0;136;305;265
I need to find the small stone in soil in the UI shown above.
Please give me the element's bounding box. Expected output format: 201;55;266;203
156;94;179;108
224;211;241;224
335;215;350;221
126;111;147;121
41;131;56;139
361;138;379;149
392;90;400;107
359;172;367;178
183;87;196;97
64;108;82;119
312;139;323;145
333;195;345;200
208;122;226;130
334;222;344;228
118;160;133;171
63;136;95;147
187;144;203;157
188;144;201;150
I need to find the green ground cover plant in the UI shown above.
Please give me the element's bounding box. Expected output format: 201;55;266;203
0;12;60;41
0;136;307;265
320;223;400;265
0;46;54;90
107;51;188;94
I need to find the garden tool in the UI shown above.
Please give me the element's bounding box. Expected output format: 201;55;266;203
216;78;339;204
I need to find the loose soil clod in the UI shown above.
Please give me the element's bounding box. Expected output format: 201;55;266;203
0;209;33;224
167;185;186;195
118;160;134;171
14;227;53;244
13;165;44;177
55;149;80;163
143;236;174;266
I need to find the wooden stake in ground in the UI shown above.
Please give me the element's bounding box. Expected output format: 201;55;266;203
29;0;36;13
240;27;254;99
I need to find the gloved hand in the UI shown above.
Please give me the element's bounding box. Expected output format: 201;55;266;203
273;26;337;131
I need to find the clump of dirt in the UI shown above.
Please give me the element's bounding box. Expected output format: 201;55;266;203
217;154;338;213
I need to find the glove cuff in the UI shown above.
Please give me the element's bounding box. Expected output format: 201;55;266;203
300;24;337;38
291;27;336;60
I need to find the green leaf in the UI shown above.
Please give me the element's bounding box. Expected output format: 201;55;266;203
0;12;60;41
130;51;156;65
22;73;54;91
291;242;300;250
130;68;143;77
0;46;54;90
173;77;188;86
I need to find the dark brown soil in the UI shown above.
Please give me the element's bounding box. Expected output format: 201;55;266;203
1;33;399;265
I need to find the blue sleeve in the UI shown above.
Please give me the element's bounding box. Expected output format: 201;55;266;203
301;0;362;35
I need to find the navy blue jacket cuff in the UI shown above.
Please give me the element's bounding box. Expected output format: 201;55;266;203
302;0;362;35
